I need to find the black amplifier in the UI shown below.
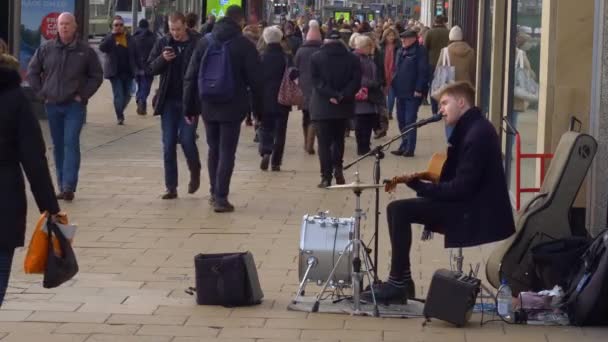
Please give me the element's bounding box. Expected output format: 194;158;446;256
423;269;481;327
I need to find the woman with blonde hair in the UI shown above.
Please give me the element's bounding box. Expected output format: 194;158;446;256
380;27;400;120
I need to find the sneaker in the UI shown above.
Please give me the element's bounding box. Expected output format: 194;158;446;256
260;154;270;171
161;191;177;200
360;280;416;304
214;199;235;213
63;191;75;202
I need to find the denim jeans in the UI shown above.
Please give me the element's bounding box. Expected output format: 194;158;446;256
396;97;422;153
204;120;241;200
387;88;396;116
0;249;15;307
258;112;289;167
161;99;201;191
110;77;133;121
46;101;86;192
135;75;153;104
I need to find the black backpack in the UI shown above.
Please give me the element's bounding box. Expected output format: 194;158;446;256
562;229;608;325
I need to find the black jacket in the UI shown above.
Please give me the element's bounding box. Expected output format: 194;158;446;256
294;40;322;111
408;108;515;248
99;32;138;79
261;43;291;115
132;28;156;74
0;67;60;249
147;31;199;115
309;42;361;121
183;18;263;122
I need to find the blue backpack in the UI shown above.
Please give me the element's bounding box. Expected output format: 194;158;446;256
197;34;235;103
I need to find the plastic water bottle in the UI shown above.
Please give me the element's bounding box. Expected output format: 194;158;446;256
497;279;513;322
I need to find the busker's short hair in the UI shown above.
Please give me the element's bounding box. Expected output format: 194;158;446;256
435;81;475;106
168;12;186;24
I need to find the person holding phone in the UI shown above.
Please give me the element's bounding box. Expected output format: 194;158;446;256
147;12;202;200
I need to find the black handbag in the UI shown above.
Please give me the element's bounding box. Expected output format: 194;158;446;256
188;252;263;307
43;222;79;289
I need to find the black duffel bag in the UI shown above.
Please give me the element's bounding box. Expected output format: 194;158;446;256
531;237;590;290
188;252;263;307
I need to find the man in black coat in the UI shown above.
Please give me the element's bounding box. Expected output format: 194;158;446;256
362;82;515;302
310;30;361;188
183;5;263;212
148;12;201;200
0;55;61;305
99;15;138;125
132;19;156;115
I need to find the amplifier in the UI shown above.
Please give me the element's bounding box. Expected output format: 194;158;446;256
423;269;481;327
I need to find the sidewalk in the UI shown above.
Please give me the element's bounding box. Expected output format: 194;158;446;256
2;80;605;341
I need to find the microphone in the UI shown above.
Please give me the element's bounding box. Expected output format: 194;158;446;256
400;114;444;133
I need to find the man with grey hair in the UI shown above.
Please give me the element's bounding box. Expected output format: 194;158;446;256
309;29;361;187
28;12;103;202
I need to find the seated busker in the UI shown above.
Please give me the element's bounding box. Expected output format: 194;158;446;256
361;81;515;303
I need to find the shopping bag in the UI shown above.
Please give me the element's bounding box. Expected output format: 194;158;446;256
277;57;303;107
514;49;539;103
430;48;456;99
24;212;71;274
43;221;79;288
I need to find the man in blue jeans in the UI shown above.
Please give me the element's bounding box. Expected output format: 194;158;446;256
148;12;201;200
99;15;137;125
390;29;429;157
27;12;103;201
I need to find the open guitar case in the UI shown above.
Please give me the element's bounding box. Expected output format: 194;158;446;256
486;131;598;294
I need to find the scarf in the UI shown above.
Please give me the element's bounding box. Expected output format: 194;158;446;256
384;43;395;88
115;33;128;48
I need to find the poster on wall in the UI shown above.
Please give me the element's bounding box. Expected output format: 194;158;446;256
206;0;244;18
19;0;76;78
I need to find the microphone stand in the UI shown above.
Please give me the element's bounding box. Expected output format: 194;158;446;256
343;115;443;284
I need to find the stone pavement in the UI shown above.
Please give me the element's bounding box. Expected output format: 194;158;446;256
2;80;606;341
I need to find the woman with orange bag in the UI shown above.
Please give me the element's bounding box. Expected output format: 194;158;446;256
0;51;61;306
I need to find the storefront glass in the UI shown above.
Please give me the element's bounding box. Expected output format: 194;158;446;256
505;0;542;198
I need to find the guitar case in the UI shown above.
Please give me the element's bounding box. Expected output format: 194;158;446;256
486;132;597;294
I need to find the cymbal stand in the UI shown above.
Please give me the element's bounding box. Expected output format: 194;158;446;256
312;175;379;316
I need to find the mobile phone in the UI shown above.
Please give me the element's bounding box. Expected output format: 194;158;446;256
163;46;174;53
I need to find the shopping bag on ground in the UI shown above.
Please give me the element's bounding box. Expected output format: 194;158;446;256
24;212;72;274
430;47;456;99
43;221;79;288
514;49;539;103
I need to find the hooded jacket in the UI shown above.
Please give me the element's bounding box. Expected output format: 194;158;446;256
407;107;515;248
309;41;361;120
27;37;103;105
0;66;60;249
183;17;263;122
294;39;322;111
132;28;157;74
446;41;476;86
147;30;199;115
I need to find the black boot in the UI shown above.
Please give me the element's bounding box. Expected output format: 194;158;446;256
317;178;331;188
334;169;346;185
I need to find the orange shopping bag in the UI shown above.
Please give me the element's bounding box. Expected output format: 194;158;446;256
24;212;69;274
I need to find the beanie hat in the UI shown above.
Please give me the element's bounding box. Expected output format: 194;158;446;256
449;26;463;41
263;26;283;44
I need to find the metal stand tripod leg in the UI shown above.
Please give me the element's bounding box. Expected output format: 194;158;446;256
293;257;317;304
453;248;495;299
312;240;354;312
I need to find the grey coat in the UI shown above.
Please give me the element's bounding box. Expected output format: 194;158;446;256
294;40;322;111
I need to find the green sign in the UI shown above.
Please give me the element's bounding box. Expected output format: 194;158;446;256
334;11;350;21
368;14;374;22
206;0;243;18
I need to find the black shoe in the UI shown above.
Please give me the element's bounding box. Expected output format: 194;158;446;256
271;165;280;172
161;191;177;200
360;280;416;304
374;131;387;139
334;173;346;185
317;179;331;188
214;199;235;213
403;151;415;157
63;191;74;202
390;150;404;156
260;154;270;171
136;102;146;115
188;169;201;194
